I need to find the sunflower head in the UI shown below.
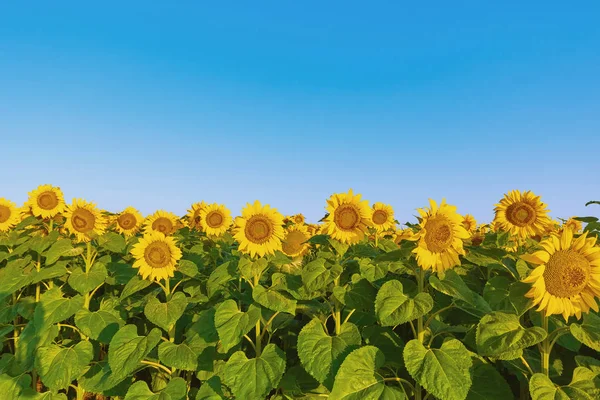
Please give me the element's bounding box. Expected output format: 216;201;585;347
462;214;477;233
200;203;232;237
186;202;208;231
291;214;306;225
233;200;285;258
393;228;418;244
412;199;470;273
563;217;583;234
144;210;179;236
0;198;21;232
322;189;372;245
130;231;183;282
282;223;312;258
27;184;66;219
493;190;551;240
63;199;108;242
521;229;600;321
370;202;395;232
114;207;143;237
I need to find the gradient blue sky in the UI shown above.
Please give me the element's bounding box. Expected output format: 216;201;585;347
1;1;599;224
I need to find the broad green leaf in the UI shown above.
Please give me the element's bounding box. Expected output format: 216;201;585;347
359;258;388;282
44;239;83;265
97;232;127;253
529;368;600;400
223;343;286;400
14;322;59;372
68;262;107;294
252;284;297;315
429;270;492;316
330;346;407;400
238;256;269;282
570;313;600;351
28;230;60;254
120;274;152;300
483;276;513;313
0;373;40;399
343;278;377;310
302;259;333;292
404;339;472;400
108;325;162;378
214;300;261;353
297;318;361;389
35;341;94;391
195;376;226;400
34;288;84;329
144;292;188;332
30;262;69;284
509;281;535;316
75;308;125;343
575;356;600;374
0;261;32;302
178;259;199;277
375;280;433;326
78;361;129;394
476;312;547;360
466;359;513;400
159;338;204;371
362;325;405;369
124;377;187;400
207;261;237;298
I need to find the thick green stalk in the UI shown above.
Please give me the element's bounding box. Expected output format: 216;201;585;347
541;314;550;377
415;268;426;400
253;274;262;356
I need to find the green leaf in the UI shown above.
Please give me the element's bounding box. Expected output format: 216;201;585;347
144;292;188;332
178;260;199;277
14;322;59;372
30;262;69;284
404;338;472;400
375;280;433;326
28;230;60;254
214;300;261;353
44;239;83;265
509;281;535;316
429;270;492;317
359;258;389;282
476;312;547;360
223;343;286;400
570;313;600;351
124;377;188;400
0;373;40;399
97;232;127;253
120;274;152;300
35;341;94;391
362;325;405;369
207;261;237;298
195;376;226;400
34;288;84;329
297;318;361;389
252;285;297;315
466;359;513;400
75;308;125;344
529;368;600;400
68;262;107;295
159;339;203;371
330;346;407;400
238;257;269;282
108;325;162;378
302;258;333;292
0;261;32;302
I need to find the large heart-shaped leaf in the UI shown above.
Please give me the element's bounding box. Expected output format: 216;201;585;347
35;341;94;391
214;300;261;353
570;313;600;351
108;325;162;378
375;280;433;326
144;292;188;332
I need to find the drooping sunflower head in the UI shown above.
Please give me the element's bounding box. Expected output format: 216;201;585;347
493;190;551;240
462;214;477;233
412;199;470;273
186;202;208;231
370;202;395;232
200;203;232;237
63;199;108;242
233;200;285;258
322;189;372;245
282;223;312;259
26;184;66;219
144;210;179;236
114;207;143;237
130;231;183;282
0;198;21;232
521;228;600;321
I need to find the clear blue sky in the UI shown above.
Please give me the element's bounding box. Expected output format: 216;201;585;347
1;1;599;225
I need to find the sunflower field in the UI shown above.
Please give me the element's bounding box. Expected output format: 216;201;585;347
1;185;599;400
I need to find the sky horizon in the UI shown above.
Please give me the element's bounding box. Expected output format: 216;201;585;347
1;2;599;225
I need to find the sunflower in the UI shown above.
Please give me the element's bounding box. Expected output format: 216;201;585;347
493;190;551;240
321;189;372;245
233;200;284;258
462;214;477;233
470;224;489;246
63;199;108;242
291;214;306;225
282;223;312;258
114;207;143;237
413;199;470;273
200;203;232;237
521;229;600;320
26;184;66;219
0;198;21;232
393;228;418;244
370;203;395;232
186;202;207;231
130;231;182;282
563;217;583;234
144;210;179;235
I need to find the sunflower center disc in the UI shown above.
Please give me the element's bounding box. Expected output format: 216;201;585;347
282;230;307;255
506;202;537;227
152;217;173;234
245;216;272;244
424;216;454;253
37;191;59;210
207;212;224;228
543;250;590;297
0;205;10;223
72;208;96;233
334;205;360;230
372;210;388;225
118;213;136;229
144;242;171;269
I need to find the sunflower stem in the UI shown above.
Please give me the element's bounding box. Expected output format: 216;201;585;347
253;274;262;357
541;313;550;377
415;268;426;400
35;255;41;303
